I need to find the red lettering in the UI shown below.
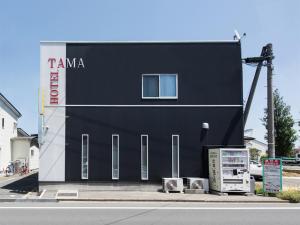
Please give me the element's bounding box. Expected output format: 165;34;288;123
50;71;59;81
58;58;65;68
50;98;58;104
49;66;59;104
48;58;56;68
50;89;59;97
50;83;58;89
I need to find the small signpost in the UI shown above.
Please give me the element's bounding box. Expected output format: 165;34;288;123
263;158;282;193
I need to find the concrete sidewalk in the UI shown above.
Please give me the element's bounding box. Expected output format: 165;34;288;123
0;178;292;203
33;190;287;203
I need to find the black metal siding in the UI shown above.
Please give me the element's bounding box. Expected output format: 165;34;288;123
65;42;243;182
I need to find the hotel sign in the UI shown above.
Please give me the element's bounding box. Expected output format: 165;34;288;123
47;57;85;105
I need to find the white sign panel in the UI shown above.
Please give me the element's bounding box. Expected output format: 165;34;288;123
263;159;282;193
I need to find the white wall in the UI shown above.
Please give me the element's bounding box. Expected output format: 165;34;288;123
246;140;268;159
11;138;39;171
11;138;30;162
29;145;39;170
0;103;18;172
39;42;66;181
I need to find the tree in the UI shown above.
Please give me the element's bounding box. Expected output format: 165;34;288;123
262;89;298;157
249;148;260;160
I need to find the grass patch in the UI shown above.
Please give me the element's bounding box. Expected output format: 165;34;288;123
277;190;300;203
255;184;264;195
255;183;277;197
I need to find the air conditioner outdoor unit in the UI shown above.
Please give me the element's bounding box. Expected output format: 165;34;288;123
187;178;209;193
162;178;184;193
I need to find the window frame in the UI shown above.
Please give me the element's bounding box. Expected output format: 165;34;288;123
81;134;89;180
142;74;178;99
172;134;180;178
112;134;119;180
141;134;149;180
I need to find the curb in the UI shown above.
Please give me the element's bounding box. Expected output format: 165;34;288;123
0;199;16;202
57;198;289;203
16;199;58;203
0;198;288;203
0;198;58;203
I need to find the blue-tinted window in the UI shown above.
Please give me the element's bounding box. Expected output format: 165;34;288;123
143;76;159;97
142;74;177;98
160;75;177;97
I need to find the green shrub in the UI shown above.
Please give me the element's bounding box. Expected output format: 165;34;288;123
255;186;264;195
277;190;300;203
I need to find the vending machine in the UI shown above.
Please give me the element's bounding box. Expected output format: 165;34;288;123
209;148;250;193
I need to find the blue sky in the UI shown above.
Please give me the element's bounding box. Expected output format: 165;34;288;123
0;0;299;146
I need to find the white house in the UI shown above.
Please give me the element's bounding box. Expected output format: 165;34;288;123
244;129;267;160
11;128;39;171
0;93;39;174
0;93;21;173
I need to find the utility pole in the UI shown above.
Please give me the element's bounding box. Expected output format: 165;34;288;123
243;46;266;125
266;43;275;158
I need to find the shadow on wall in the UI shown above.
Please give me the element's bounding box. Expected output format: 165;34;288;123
2;173;38;193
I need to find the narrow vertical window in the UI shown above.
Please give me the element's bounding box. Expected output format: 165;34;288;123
141;135;148;180
112;134;119;179
172;135;179;178
81;134;89;180
2;118;4;129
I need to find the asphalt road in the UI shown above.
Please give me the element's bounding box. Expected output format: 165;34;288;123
0;202;300;225
283;177;300;188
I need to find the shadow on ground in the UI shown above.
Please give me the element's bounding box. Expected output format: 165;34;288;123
2;173;38;193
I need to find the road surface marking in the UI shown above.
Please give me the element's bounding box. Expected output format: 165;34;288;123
22;192;31;199
39;189;47;199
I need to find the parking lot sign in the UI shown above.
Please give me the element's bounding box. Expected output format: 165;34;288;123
263;158;282;193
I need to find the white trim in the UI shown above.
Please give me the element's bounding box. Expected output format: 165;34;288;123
81;134;89;180
158;75;161;97
40;40;239;44
141;135;149;180
142;74;178;99
172;135;180;178
112;134;119;180
45;105;243;108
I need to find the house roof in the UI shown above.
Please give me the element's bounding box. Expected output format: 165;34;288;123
0;93;22;118
17;128;30;137
244;135;255;141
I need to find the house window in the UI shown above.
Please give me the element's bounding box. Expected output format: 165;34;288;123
112;134;119;180
142;74;178;99
81;134;89;180
31;149;34;157
141;135;148;180
172;135;179;178
2;118;4;129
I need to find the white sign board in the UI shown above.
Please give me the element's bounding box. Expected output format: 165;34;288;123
263;159;282;193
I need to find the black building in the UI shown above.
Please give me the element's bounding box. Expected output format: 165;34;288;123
39;41;244;183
